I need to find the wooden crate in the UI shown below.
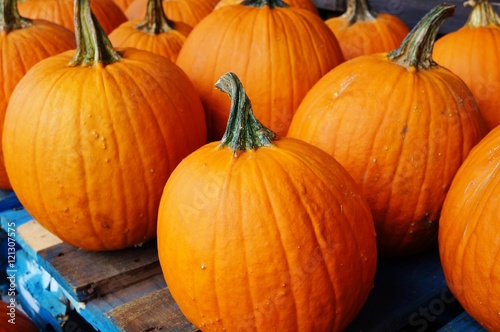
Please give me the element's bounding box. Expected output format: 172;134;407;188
0;191;488;332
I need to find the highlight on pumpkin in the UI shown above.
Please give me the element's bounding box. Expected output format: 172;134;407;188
157;71;377;332
287;3;486;257
2;0;207;251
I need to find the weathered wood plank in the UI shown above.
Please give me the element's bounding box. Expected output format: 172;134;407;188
17;220;63;252
438;311;486;332
105;287;198;332
37;239;162;302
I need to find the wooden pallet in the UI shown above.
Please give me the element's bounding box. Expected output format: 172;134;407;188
0;190;489;332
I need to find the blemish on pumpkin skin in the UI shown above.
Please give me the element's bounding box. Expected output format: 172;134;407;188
400;125;409;139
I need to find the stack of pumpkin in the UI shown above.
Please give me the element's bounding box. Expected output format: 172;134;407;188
1;0;499;330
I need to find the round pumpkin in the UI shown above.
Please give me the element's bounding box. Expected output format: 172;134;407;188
109;0;192;62
287;4;486;256
176;0;344;141
439;125;500;331
158;72;377;332
214;0;319;15
0;301;39;331
2;0;207;251
125;0;216;27
17;0;127;34
433;0;500;132
325;0;409;60
0;0;76;190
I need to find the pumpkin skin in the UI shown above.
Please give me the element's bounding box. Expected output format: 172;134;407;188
433;0;500;131
17;0;127;34
109;0;192;62
287;4;486;256
325;0;409;60
111;0;135;12
214;0;319;15
125;0;216;26
176;0;344;141
2;0;207;251
158;72;377;332
0;2;75;190
439;126;500;331
0;301;39;331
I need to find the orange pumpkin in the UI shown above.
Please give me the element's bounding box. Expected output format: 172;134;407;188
433;0;500;131
111;0;135;12
158;72;377;332
17;0;127;34
287;4;486;256
439;125;500;331
176;0;344;141
2;0;206;251
325;0;409;60
125;0;216;26
214;0;318;15
109;0;191;62
0;301;39;331
0;0;75;190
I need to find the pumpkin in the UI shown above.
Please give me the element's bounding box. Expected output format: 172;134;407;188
109;0;192;62
17;0;127;34
176;0;344;141
157;72;377;332
433;0;500;132
287;4;486;256
0;0;75;190
0;301;39;331
214;0;318;15
125;0;216;27
111;0;135;12
2;0;207;251
325;0;409;60
439;125;500;331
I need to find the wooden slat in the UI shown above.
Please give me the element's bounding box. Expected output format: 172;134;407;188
37;239;162;302
17;220;63;252
438;312;486;332
105;287;198;332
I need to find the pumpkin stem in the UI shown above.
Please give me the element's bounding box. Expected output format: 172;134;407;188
343;0;377;24
135;0;175;34
70;0;121;67
0;0;32;33
241;0;289;9
387;3;455;70
216;72;278;157
464;0;500;27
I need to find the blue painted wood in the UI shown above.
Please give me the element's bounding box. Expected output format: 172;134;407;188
0;190;22;212
346;247;457;332
438;311;487;332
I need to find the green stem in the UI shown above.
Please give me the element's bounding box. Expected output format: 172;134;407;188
388;3;455;70
343;0;377;24
241;0;289;9
135;0;174;34
464;0;500;28
70;0;121;67
216;72;278;157
0;0;32;33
